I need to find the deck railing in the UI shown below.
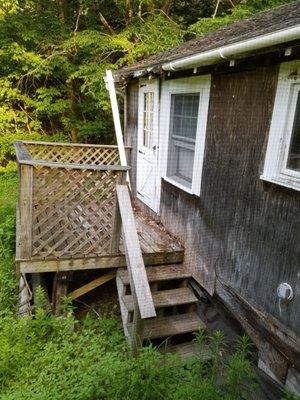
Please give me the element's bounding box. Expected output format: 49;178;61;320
14;140;129;261
14;140;155;354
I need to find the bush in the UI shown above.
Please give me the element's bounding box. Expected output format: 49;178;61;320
0;311;258;400
0;169;297;400
0;170;17;315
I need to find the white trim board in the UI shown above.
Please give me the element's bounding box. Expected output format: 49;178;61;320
261;60;300;191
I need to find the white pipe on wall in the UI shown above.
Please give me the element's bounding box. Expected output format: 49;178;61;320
162;25;300;71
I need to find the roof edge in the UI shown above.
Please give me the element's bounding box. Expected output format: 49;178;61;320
162;24;300;71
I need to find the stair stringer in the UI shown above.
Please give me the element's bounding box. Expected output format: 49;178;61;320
116;272;131;341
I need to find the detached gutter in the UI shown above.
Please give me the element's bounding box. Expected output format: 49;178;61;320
162;25;300;71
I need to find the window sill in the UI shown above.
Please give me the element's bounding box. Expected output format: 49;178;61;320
260;175;300;192
162;176;199;196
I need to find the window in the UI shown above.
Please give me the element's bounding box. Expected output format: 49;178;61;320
160;75;211;195
143;92;154;148
286;91;300;171
167;94;200;188
262;61;300;190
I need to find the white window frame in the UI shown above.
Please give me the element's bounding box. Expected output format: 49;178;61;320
261;61;300;191
159;75;211;196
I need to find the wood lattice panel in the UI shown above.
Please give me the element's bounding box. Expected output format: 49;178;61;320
31;165;122;259
26;144;120;165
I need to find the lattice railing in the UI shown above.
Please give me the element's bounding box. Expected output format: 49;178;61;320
14;140;129;261
26;142;120;165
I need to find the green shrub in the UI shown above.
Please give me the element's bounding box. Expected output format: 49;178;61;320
0;314;258;400
282;392;300;400
0;170;17;315
188;0;295;37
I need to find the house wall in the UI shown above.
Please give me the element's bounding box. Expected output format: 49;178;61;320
124;61;300;342
160;64;300;335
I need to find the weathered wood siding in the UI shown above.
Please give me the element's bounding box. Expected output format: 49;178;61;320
160;64;300;335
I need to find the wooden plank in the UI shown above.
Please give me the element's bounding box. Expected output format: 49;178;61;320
116;275;131;340
144;251;184;265
110;172;126;254
110;202;122;254
18;274;32;317
116;185;156;320
18;159;130;172
162;342;212;360
69;271;116;300
15;206;21;261
21;140;131;149
52;271;73;315
131;298;144;357
18;251;184;273
14;141;32;162
123;287;197;312
118;264;190;285
105;70;131;185
138;234;157;253
286;367;300;396
105;70;128;168
128;312;205;340
19;164;33;259
135;211;183;252
258;345;288;385
216;281;300;370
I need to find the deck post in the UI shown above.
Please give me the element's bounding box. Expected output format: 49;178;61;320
18;274;32;317
18;164;33;260
110;171;127;255
131;295;145;357
110;202;122;255
52;271;73;315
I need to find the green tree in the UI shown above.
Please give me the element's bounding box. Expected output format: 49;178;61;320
0;0;295;167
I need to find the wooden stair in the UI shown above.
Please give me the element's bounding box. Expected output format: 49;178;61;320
162;341;212;360
117;263;206;357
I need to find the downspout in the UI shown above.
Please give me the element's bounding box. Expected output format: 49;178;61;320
162;25;300;71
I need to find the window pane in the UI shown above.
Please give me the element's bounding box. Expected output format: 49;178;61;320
167;93;199;188
143;92;154;148
287;91;300;171
177;147;194;182
171;94;199;140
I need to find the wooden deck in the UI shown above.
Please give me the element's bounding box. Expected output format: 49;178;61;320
18;208;184;273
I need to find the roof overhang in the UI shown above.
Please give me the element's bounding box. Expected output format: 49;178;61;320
162;25;300;71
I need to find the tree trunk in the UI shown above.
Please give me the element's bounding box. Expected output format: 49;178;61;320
58;0;67;23
125;0;134;25
67;80;79;142
162;0;173;16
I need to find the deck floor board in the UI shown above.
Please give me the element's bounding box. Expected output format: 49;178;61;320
19;208;184;273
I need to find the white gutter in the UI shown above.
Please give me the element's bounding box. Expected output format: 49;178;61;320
162;25;300;71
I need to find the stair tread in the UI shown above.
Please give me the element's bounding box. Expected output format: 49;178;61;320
162;342;212;360
122;287;197;311
127;312;205;339
117;264;191;285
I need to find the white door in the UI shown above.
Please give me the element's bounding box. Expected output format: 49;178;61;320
136;79;159;212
